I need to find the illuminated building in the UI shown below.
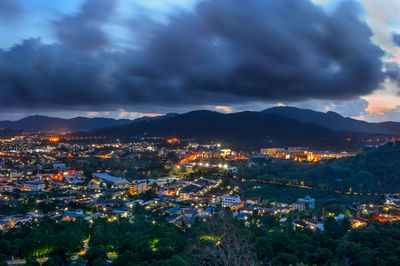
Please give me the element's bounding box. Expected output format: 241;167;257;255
222;195;241;207
92;173;129;188
260;148;285;155
23;181;45;191
129;182;147;195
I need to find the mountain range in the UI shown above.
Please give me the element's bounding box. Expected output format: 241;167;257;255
262;106;400;135
1;107;399;149
91;110;392;149
0;113;180;133
0;116;133;132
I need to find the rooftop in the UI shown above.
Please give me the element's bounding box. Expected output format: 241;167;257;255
92;173;129;184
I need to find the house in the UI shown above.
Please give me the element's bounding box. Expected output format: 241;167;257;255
239;204;258;214
350;217;367;228
178;184;202;200
296;196;315;210
182;214;196;227
166;213;183;223
203;207;214;216
166;206;182;215
107;210;129;218
222;195;241;207
0;181;16;192
257;207;281;215
125;200;143;208
385;197;400;209
159;188;178;196
230;203;245;211
235;212;250;220
304;218;324;231
244;197;260;204
62;212;88;221
294;220;308;228
0;215;33;230
92;173;129;188
129;182;147;195
23;180;45;191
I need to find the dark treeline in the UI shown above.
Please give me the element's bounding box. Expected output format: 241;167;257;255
65;152;170;181
0;217;89;265
238;141;400;194
2;207;400;265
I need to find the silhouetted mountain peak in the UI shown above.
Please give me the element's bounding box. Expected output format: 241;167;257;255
326;111;343;118
2;107;400;136
263;106;400;134
0;116;133;132
93;109;338;148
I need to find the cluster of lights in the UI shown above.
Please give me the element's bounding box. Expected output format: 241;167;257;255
49;137;59;143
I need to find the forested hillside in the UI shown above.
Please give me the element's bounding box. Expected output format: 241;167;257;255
239;141;400;194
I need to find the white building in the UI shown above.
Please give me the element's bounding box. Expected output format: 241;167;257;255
304;218;324;231
92;173;129;188
129;182;147;194
0;181;16;192
296;196;315;210
222;195;241;207
23;181;45;191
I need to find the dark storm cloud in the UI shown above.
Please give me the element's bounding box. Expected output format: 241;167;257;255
0;0;388;110
392;33;400;47
132;0;384;101
53;0;117;51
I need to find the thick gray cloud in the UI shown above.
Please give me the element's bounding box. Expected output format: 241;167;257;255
53;0;117;51
385;62;400;85
0;0;22;21
393;33;400;47
0;0;389;111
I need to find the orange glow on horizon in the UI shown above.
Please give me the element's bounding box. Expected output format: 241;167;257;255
215;105;232;113
363;93;400;115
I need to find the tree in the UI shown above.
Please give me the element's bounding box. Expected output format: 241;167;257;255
0;253;7;266
272;252;298;265
324;217;347;239
43;249;70;266
23;256;40;266
309;247;334;265
111;250;139;266
188;210;258;265
84;247;108;266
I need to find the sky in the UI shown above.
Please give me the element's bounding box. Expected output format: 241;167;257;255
1;0;400;122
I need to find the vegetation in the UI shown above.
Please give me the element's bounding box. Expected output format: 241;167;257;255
3;207;400;265
238;141;400;194
66;152;171;181
0;217;89;265
239;182;379;207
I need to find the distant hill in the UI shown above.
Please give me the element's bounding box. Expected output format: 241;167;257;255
2;108;399;148
0;113;180;133
240;141;400;194
0;116;133;132
262;106;400;135
131;113;179;123
0;128;25;137
93;110;382;149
